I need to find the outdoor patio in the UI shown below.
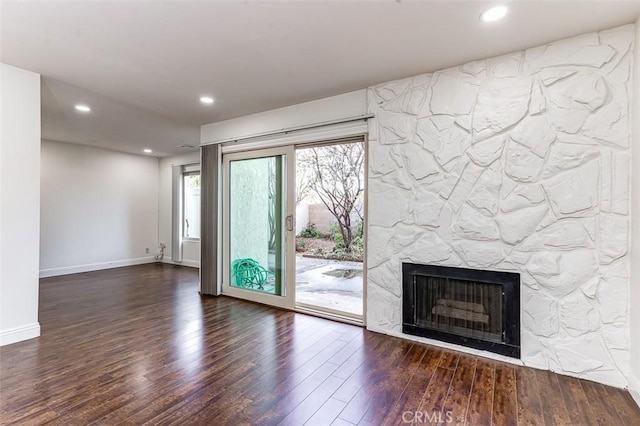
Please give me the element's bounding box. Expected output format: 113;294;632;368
295;255;363;316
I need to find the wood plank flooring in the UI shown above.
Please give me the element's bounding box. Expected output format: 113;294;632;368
1;264;638;425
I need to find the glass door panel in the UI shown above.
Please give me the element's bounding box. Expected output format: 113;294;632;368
222;146;295;309
229;156;284;295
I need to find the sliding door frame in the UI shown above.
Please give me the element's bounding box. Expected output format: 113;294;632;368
221;145;296;310
218;130;368;326
292;136;368;325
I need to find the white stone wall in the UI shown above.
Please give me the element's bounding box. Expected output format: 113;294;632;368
366;25;633;388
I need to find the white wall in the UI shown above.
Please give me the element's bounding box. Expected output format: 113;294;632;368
40;140;159;276
158;151;201;267
367;26;634;389
201;90;366;144
0;64;41;345
630;16;640;406
295;201;310;235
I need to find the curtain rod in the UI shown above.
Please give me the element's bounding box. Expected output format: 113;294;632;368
200;113;374;147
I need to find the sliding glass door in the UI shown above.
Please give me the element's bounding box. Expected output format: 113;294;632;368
222;146;295;309
222;140;365;321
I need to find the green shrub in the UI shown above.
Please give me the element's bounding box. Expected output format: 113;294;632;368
354;220;364;238
333;233;344;250
329;220;364;260
300;222;322;238
329;222;343;247
351;235;364;259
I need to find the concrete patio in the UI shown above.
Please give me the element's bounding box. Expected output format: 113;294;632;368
295;255;363;316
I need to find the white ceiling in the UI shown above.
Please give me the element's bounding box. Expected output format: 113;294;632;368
2;1;640;156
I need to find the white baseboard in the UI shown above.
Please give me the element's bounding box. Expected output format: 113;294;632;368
629;372;640;408
0;323;40;346
162;259;200;269
39;256;157;278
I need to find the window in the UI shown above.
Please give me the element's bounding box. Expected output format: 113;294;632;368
183;172;201;239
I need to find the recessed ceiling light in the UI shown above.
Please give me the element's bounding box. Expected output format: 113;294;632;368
200;96;214;104
75;104;91;112
143;149;153;153
480;5;508;23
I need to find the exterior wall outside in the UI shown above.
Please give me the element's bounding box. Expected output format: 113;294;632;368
295;200;310;235
304;203;361;235
307;203;335;234
228;158;271;271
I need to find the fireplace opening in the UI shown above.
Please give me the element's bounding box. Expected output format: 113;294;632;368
402;263;520;358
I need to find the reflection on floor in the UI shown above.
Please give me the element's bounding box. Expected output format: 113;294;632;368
295;255;363;316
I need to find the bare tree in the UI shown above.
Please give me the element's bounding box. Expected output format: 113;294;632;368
295;165;312;207
298;142;364;252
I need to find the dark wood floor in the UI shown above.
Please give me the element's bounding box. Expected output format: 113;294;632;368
1;264;638;425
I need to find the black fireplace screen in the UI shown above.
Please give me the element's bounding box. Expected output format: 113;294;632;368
403;263;520;358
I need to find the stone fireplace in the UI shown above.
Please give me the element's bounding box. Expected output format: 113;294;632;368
366;25;633;388
402;263;520;358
